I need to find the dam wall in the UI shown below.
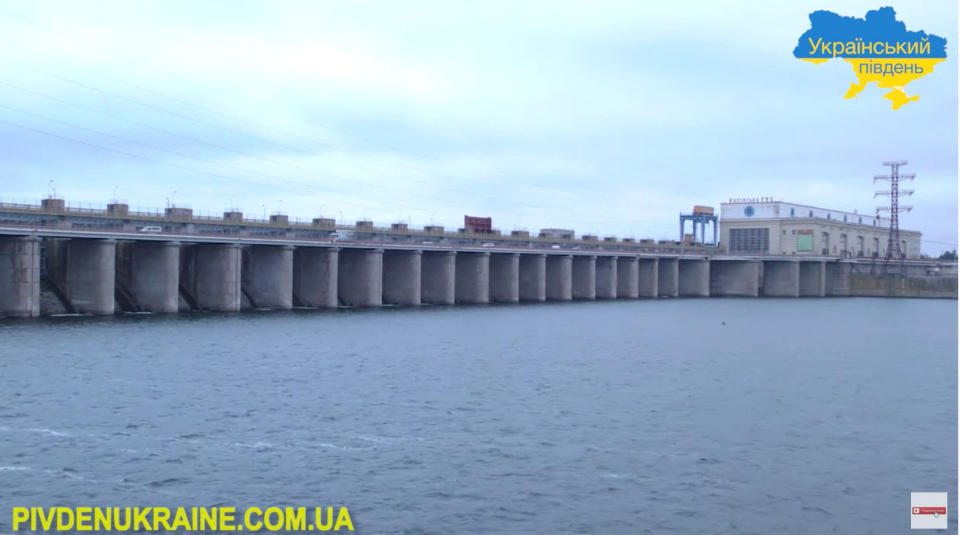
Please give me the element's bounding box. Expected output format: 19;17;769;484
678;259;709;297
519;254;546;302
0;236;40;317
383;250;422;306
490;253;520;303
1;238;955;318
293;247;338;308
242;245;294;310
849;273;958;298
116;241;180;313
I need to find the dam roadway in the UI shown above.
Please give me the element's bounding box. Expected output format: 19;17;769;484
2;222;953;319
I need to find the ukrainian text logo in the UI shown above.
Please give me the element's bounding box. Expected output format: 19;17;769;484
793;7;947;109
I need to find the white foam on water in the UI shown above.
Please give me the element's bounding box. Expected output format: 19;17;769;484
316;442;373;452
26;427;72;437
232;441;275;449
355;434;424;444
0;466;31;472
0;425;73;437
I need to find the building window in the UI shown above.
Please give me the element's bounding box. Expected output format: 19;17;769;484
782;229;786;235
744;206;755;217
859;217;862;224
827;213;831;220
791;229;796;234
790;207;795;217
808;210;813;217
843;215;847;222
729;228;769;253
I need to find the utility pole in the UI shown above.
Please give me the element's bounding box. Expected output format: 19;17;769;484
874;161;914;273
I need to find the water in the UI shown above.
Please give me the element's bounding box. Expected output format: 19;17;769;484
0;298;956;534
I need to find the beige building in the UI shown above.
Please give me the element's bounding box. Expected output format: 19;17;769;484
719;199;921;258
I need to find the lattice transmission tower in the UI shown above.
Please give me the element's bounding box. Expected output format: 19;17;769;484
874;160;914;273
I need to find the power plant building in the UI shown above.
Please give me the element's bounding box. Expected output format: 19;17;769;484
719;199;921;258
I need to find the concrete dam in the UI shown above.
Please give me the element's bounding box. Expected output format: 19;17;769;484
0;200;956;318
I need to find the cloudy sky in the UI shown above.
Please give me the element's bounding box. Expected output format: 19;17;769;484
0;1;956;253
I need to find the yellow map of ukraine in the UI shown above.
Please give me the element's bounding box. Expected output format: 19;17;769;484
794;7;947;109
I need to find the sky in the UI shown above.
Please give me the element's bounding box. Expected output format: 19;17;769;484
0;1;956;254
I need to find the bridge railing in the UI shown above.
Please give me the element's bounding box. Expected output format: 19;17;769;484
0;199;716;254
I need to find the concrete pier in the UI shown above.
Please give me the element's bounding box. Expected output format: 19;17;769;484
183;243;242;311
293;247;338;308
242;245;294;309
799;261;826;297
762;260;800;297
595;256;618;299
519;254;546;302
47;238;117;315
616;257;639;299
546;254;573;301
455;251;490;304
117;241;180;313
678;259;710;297
0;236;40;317
382;250;421;305
657;257;678;297
572;255;597;300
489;253;520;303
638;258;659;297
710;260;760;297
421;251;456;305
825;262;852;296
338;248;383;307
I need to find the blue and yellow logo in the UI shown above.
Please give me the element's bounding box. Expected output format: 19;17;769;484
793;7;947;109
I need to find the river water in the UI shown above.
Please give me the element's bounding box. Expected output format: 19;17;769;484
0;298;956;534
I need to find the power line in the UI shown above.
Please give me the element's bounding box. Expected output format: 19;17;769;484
0;10;603;222
0;79;474;210
0;9;664;233
0;8;531;182
0;109;557;227
0;79;305;178
0;8;347;152
12;63;327;172
0;77;605;228
0;101;328;189
0;118;298;193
